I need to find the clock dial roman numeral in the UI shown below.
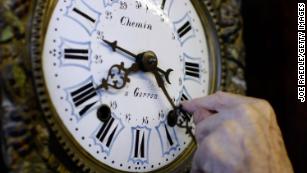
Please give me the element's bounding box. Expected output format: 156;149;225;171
159;0;174;15
161;0;167;9
183;54;202;82
129;127;150;164
179;87;192;102
185;62;200;79
65;77;100;120
134;129;145;158
72;8;96;23
177;21;192;38
180;92;189;102
59;38;92;70
64;48;89;60
156;122;179;156
178;87;192;122
66;0;101;34
94;115;124;155
174;14;195;45
71;82;96;107
70;82;97;116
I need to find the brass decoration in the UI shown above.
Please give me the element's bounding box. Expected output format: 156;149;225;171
0;0;68;172
0;0;246;172
216;0;246;94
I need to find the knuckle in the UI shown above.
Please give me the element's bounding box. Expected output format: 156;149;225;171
253;99;275;120
235;99;275;124
215;91;227;99
257;99;272;109
215;91;227;107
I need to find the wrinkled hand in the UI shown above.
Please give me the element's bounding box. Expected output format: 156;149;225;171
182;92;293;173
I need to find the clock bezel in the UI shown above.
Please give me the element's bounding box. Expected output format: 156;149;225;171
29;0;222;172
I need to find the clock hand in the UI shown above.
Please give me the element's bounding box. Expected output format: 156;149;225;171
151;66;196;141
98;47;196;143
103;40;137;61
154;69;197;143
167;105;197;143
157;68;173;84
152;69;176;109
97;50;172;91
102;39;173;84
102;41;196;142
140;52;196;143
97;62;139;90
98;50;175;112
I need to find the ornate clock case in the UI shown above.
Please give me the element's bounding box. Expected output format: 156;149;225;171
0;0;246;172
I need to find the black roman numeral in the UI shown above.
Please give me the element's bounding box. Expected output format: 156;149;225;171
164;124;174;146
66;1;100;34
177;21;192;38
70;82;97;116
179;89;192;122
180;93;189;102
161;0;167;9
129;127;149;163
185;62;200;79
134;129;145;158
96;117;120;148
73;8;96;23
156;122;179;156
64;48;89;60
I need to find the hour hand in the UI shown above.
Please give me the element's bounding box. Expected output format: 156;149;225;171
158;68;173;84
98;62;139;90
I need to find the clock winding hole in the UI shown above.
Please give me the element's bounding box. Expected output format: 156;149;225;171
97;104;111;122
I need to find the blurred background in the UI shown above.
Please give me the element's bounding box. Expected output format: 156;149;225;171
242;0;306;172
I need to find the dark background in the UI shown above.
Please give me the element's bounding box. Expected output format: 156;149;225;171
0;0;306;172
242;0;306;173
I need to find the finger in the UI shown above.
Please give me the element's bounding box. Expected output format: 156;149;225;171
182;91;257;112
181;100;200;113
193;108;214;124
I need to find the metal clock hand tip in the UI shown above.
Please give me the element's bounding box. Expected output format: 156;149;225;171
103;39;138;59
158;67;173;84
102;39;117;52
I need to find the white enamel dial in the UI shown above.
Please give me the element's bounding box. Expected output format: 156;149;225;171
42;0;213;172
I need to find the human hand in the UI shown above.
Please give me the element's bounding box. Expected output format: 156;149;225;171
182;92;293;173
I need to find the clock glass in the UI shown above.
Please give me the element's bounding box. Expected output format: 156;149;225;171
41;0;219;172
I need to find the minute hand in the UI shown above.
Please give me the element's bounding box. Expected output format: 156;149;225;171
152;66;196;143
152;69;176;109
102;39;173;84
103;40;138;60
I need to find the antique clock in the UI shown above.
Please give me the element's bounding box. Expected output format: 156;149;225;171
0;0;246;172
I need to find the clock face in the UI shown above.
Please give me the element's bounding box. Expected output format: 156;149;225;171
41;0;218;172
